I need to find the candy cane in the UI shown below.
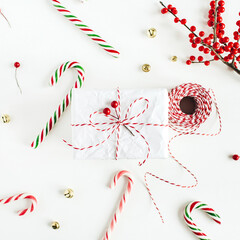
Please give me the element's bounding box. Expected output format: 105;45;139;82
0;193;37;216
31;61;85;149
51;0;120;58
102;170;134;240
183;201;221;240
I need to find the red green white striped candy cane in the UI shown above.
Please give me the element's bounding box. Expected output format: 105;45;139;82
102;170;134;240
183;201;221;240
31;61;85;149
0;193;37;216
51;0;120;58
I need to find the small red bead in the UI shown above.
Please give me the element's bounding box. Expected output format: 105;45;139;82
213;42;220;49
186;60;192;65
14;62;20;68
204;61;210;66
190;56;196;61
161;8;168;14
174;17;179;23
103;108;111;115
232;154;240;161
181;19;187;25
198;56;204;61
111;101;118;108
190;26;196;32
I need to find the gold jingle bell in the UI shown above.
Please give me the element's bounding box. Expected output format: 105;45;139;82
147;28;157;38
52;221;60;230
171;56;178;62
142;64;151;72
64;188;74;198
1;114;10;123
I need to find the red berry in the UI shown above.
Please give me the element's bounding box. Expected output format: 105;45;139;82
204;37;211;45
228;54;234;60
167;4;173;9
224;46;231;52
213;42;220;49
103;108;111;115
219;23;225;29
208;20;214;27
234;42;240;49
199;46;204;51
209;34;214;39
195;37;202;44
190;26;196;31
219;47;224;54
199;31;205;37
232;154;240;161
224;36;229;43
111;101;118;108
192;43;197;48
209;9;215;15
214;55;219;60
204;48;210;54
189;33;195;38
210;1;215;7
210;51;215;56
218;6;225;13
181;19;187;25
190;56;196;61
14;62;20;68
234;35;240;41
217;16;223;22
236;56;240;61
234;31;239;36
224;56;229;62
174;17;179;23
198;56;204;61
218;0;225;6
161;8;168;14
204;61;210;66
231;48;238;55
171;8;178;14
186;60;192;65
236;20;240;27
228;42;234;48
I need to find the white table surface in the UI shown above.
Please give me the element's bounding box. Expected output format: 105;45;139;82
0;0;239;239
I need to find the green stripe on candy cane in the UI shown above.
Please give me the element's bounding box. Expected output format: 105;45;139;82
51;0;120;58
31;61;85;149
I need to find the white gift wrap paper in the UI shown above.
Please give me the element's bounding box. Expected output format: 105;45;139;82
71;89;169;160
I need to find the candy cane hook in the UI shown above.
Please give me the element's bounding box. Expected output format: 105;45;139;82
183;201;221;240
51;0;120;58
0;193;37;216
31;61;85;149
102;170;134;240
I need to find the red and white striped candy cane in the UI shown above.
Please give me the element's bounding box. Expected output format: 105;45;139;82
31;61;85;149
0;193;37;216
102;170;134;240
184;201;221;239
51;0;120;58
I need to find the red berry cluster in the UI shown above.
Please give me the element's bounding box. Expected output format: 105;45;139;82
160;1;240;75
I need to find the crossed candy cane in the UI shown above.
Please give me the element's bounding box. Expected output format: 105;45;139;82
102;170;134;240
184;201;221;239
0;193;37;216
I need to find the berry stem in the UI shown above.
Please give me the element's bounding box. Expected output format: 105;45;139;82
159;1;240;75
213;0;218;43
0;9;11;28
192;59;215;64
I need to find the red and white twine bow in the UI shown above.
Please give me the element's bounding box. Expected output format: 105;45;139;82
64;88;167;166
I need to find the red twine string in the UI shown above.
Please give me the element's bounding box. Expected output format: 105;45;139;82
145;83;222;223
64;88;167;166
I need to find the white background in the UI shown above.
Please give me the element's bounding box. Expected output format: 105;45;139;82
0;0;239;239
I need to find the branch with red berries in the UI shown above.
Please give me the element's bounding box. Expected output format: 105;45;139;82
160;1;240;75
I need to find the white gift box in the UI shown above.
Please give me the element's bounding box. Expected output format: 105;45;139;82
71;88;169;160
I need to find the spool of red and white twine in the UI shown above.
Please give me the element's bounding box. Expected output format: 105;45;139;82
145;83;222;223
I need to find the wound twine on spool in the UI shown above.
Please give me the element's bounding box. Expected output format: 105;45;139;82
145;83;222;223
